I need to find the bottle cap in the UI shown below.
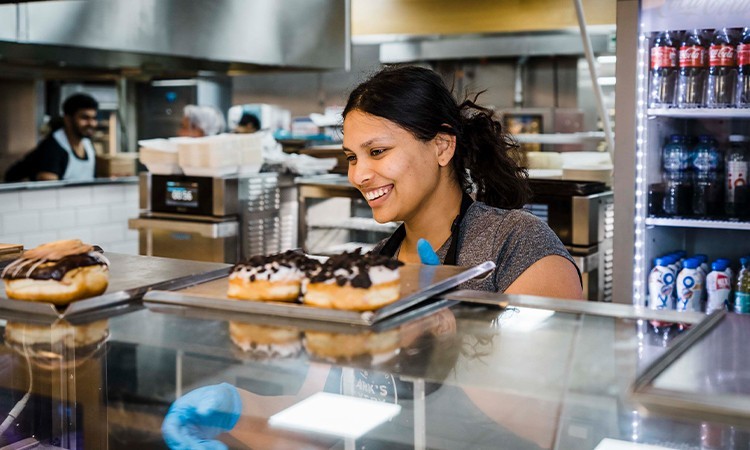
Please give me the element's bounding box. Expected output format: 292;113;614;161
654;257;667;267
694;254;708;263
741;256;749;266
683;258;700;269
717;258;731;264
670;134;683;143
698;135;713;143
712;260;728;271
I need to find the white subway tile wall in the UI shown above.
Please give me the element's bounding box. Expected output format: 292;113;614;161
76;205;111;226
0;184;139;255
58;186;92;208
0;193;20;212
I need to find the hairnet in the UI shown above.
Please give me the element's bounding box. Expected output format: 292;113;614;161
184;105;226;136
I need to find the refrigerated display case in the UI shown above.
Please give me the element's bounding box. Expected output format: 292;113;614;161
614;0;750;306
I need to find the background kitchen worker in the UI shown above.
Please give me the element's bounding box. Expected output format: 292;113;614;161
177;104;226;137
4;93;98;182
234;113;260;134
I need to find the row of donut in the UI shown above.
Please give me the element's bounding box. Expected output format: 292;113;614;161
228;249;404;311
0;240;405;313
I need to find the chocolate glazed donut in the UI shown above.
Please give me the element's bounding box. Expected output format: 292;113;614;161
1;240;110;305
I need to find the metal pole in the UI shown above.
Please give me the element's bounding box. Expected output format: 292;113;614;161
573;0;616;155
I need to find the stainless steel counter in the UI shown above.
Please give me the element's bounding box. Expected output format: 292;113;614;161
0;255;745;449
0;176;138;193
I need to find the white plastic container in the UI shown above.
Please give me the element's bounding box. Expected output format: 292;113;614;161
676;258;704;312
648;257;676;310
138;139;181;175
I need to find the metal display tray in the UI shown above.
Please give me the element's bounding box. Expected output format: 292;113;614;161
144;261;495;326
0;253;230;320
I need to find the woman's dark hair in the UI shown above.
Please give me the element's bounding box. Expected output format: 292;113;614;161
343;65;531;209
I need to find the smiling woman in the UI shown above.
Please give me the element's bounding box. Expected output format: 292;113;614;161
342;66;583;300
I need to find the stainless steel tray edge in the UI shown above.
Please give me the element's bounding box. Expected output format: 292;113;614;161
0;266;230;320
144;261;496;326
371;261;495;322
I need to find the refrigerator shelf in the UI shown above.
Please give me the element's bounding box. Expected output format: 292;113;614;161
647;108;750;119
645;217;750;231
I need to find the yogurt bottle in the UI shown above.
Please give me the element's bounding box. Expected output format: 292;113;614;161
649;257;676;310
676;258;704;312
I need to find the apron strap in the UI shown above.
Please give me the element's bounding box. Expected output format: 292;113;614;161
377;192;474;265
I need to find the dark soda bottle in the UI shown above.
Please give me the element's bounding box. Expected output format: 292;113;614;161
663;134;692;216
707;28;738;108
649;30;678;107
737;27;750;107
677;29;708;108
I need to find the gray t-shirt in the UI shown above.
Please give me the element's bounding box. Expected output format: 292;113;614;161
373;202;578;292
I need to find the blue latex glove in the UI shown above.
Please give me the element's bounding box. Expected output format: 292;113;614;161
417;238;441;265
162;383;242;450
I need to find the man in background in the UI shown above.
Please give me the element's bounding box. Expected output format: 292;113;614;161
5;93;99;182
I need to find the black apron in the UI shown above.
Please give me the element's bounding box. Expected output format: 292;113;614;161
376;193;474;265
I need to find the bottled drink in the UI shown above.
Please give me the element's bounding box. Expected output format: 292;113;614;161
694;254;709;276
706;260;731;313
649;30;678;107
677;29;708;108
692;135;724;217
706;28;738;108
725;135;749;218
738;27;750;107
717;258;735;282
677;258;705;312
663;135;692;216
733;257;750;314
649;257;676;310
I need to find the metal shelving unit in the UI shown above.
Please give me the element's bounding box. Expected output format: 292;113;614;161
645;218;750;231
647;108;750;119
613;1;750;306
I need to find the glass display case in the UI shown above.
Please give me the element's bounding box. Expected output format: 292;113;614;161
0;279;742;450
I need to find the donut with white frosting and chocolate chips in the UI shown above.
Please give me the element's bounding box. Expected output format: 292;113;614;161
227;250;320;302
228;321;303;359
1;239;110;305
303;248;404;311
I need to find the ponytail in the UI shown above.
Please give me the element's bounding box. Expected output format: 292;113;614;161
454;96;531;209
344;66;531;210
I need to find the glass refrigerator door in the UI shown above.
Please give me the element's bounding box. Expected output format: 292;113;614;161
629;2;750;308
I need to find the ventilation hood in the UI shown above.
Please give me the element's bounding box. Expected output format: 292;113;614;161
0;0;350;75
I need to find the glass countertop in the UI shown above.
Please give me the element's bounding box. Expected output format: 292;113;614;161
0;294;740;450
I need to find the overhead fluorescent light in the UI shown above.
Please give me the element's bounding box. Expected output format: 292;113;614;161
598;77;617;86
269;392;402;439
597;55;618;64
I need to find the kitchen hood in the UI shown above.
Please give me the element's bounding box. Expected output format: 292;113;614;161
0;0;350;75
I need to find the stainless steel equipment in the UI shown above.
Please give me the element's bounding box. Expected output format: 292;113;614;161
526;179;614;301
137;79;231;140
129;172;284;263
0;0;349;73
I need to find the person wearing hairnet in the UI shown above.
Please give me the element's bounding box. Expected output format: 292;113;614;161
178;105;226;137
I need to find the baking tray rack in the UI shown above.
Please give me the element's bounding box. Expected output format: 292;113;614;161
144;261;495;326
0;253;230;321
